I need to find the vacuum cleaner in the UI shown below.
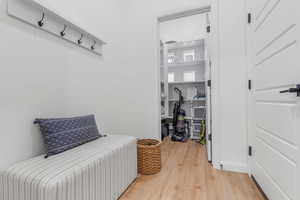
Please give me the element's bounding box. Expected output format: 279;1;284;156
171;87;190;142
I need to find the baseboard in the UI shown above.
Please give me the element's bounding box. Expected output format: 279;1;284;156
215;161;249;173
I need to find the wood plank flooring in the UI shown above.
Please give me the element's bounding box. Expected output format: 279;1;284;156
119;137;265;200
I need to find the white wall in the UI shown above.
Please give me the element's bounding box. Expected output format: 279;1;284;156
0;0;248;173
0;0;125;170
160;14;207;42
63;1;161;140
0;0;69;170
217;0;248;172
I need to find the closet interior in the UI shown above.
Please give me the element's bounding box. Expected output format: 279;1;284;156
160;39;209;140
159;12;211;148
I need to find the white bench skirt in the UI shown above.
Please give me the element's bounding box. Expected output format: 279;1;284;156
0;135;137;200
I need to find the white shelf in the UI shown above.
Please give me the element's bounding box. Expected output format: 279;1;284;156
193;106;206;109
193;118;206;120
167;60;206;68
168;98;206;102
161;115;167;120
193;98;206;101
168;81;205;85
166;39;204;50
165;116;205;120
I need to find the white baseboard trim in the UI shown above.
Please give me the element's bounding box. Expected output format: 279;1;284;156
213;161;249;173
222;161;249;173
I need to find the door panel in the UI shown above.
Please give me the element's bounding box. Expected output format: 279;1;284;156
256;127;297;162
255;103;296;144
247;0;300;199
250;0;271;21
254;0;296;56
255;29;296;66
254;136;296;199
252;161;290;200
254;44;298;90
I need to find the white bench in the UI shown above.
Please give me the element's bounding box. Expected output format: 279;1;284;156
0;135;137;200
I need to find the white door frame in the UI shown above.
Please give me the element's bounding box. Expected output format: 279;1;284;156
245;0;253;176
155;3;222;168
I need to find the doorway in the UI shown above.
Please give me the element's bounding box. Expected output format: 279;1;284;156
157;7;213;162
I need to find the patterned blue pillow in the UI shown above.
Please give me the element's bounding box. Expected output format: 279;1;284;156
34;115;101;158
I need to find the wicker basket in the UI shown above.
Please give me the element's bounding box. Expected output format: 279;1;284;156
137;139;162;175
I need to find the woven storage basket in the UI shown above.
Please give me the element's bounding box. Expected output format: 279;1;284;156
137;139;162;175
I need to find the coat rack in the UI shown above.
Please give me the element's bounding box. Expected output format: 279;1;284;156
7;0;106;56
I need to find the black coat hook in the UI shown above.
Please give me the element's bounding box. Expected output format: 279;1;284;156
78;34;83;45
91;40;96;50
60;25;67;37
38;12;45;27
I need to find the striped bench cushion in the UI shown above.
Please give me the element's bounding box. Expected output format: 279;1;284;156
0;135;137;200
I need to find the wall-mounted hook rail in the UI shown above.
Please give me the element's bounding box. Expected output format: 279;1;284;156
8;0;106;56
38;12;45;27
60;25;67;37
91;40;96;50
78;34;83;45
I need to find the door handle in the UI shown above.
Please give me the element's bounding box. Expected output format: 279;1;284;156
280;85;300;96
280;88;299;93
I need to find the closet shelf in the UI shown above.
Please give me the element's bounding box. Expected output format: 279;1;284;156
165;116;205;120
192;123;202;125
167;60;206;68
193;106;206;108
168;98;206;102
168;81;205;85
192;97;206;101
161;60;206;68
166;39;205;50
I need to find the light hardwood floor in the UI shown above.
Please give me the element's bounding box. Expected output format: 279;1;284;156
119;137;265;200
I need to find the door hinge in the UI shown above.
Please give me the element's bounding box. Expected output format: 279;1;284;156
248;13;252;24
208;134;212;141
248;80;252;90
208;80;212;87
248;146;252;156
206;25;211;33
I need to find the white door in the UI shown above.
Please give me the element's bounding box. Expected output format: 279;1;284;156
205;12;212;162
247;0;300;199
